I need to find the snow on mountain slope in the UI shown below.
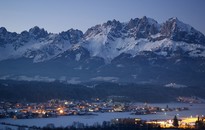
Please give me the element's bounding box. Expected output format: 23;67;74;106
83;25;112;60
83;35;205;63
23;34;72;62
0;16;205;63
0;27;83;62
0;34;66;62
81;17;205;63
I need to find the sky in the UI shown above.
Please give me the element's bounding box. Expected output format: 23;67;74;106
0;0;205;34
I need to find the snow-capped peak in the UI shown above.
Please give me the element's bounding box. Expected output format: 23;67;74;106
141;16;159;26
28;26;48;39
0;27;7;34
167;17;192;32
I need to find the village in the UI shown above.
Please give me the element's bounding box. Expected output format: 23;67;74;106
0;98;190;119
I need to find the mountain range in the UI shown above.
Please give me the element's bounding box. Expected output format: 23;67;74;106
0;16;205;85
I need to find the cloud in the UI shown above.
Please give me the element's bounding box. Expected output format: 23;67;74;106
0;75;56;82
164;83;187;88
91;76;119;82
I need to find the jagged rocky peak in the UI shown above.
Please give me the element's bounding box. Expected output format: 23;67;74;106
0;27;8;42
103;19;122;28
161;17;205;44
0;27;18;45
20;30;30;40
28;26;48;39
161;17;184;37
168;17;191;31
83;24;102;38
127;16;159;29
0;27;18;37
104;19;123;38
83;16;161;40
68;28;83;36
139;16;159;34
83;16;205;43
140;16;159;25
0;27;8;34
0;27;8;46
59;28;83;43
125;16;160;39
84;19;123;39
127;18;139;29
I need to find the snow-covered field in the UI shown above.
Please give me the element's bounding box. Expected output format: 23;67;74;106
0;103;204;129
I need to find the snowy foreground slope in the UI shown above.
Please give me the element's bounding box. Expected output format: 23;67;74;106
0;16;205;85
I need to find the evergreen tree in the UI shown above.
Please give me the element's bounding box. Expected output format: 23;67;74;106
173;115;179;127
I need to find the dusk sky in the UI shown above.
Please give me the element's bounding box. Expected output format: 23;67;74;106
0;0;205;34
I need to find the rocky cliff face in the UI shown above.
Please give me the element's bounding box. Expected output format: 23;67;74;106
160;17;205;44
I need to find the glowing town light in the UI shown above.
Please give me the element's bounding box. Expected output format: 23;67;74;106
88;109;94;112
59;109;63;114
